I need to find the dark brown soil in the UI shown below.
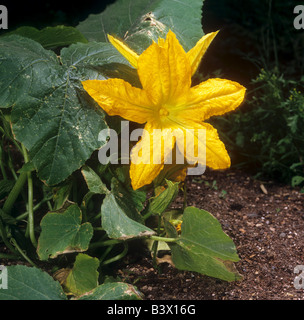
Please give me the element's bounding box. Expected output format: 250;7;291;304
118;169;304;300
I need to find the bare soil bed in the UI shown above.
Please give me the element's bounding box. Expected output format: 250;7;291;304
118;168;304;300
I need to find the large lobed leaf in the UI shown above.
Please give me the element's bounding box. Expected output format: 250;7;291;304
77;0;205;53
37;204;93;260
0;35;129;185
166;206;242;281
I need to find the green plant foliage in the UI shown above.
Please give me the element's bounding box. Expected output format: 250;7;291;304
37;204;93;260
0;36;129;185
101;178;154;240
77;282;143;300
64;253;100;296
0;35;59;109
165;207;241;282
0;265;67;300
77;0;204;53
147;180;179;216
81;165;109;195
0;180;15;200
4;25;88;49
212;70;304;186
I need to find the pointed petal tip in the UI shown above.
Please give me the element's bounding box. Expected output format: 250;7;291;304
107;34;139;68
187;30;221;76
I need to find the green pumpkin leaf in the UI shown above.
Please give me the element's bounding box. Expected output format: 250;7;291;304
101;177;153;240
0;35;131;185
64;254;99;296
0;265;67;300
77;0;205;53
5;25;88;49
60;40;131;76
166;206;242;282
37;204;93;260
0;35;59;109
78;282;143;300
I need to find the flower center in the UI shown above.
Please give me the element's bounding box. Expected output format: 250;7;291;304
159;107;169;117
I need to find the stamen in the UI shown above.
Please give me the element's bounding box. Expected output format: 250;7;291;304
159;108;169;117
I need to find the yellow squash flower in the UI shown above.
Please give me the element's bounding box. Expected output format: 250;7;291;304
82;30;246;190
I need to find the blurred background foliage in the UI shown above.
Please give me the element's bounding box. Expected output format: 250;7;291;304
201;0;304;187
2;0;303;187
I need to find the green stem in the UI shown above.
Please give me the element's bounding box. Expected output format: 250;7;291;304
142;210;154;221
27;173;36;247
46;200;53;211
7;150;18;181
2;171;27;214
0;145;7;180
15;196;53;221
22;144;37;248
152;239;159;270
0;218;19;256
93;227;104;232
101;242;128;266
92;211;102;221
0;161;7;180
152;215;161;269
149;235;177;243
183;181;187;210
6;146;27;203
10;238;37;267
99;245;114;263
